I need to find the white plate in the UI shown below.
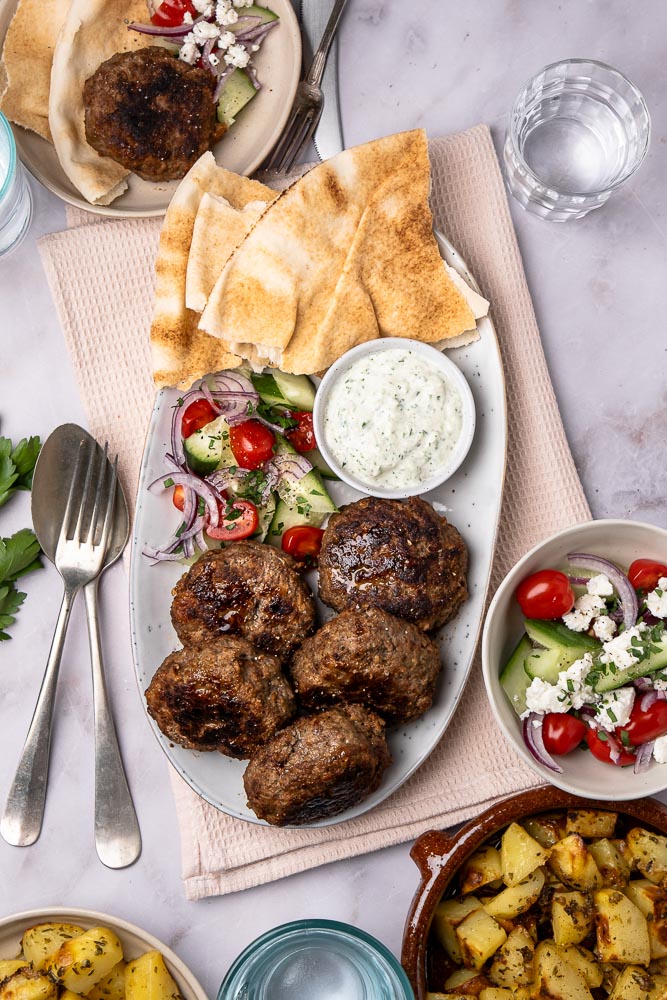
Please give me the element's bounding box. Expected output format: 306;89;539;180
0;0;301;218
129;233;508;826
0;908;206;1000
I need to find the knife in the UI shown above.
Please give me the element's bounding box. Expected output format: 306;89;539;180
294;0;346;160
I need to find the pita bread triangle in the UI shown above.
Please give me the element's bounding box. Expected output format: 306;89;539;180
150;152;277;388
198;129;476;374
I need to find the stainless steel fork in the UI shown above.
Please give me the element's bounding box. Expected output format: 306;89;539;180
261;0;350;174
0;438;117;848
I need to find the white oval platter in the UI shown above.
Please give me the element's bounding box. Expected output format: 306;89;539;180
129;232;508;826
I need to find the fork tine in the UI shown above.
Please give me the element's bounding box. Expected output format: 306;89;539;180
72;439;97;544
60;439;88;543
97;455;118;553
86;442;108;545
278;110;320;173
263;107;301;172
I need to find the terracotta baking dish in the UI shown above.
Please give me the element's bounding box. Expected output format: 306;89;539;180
401;785;667;998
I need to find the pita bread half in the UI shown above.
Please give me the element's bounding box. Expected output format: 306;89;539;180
0;0;69;141
151;152;276;388
48;0;149;205
185;191;274;314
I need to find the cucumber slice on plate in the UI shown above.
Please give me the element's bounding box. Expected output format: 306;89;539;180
183;416;235;475
593;637;667;693
231;3;279;27
500;634;532;716
267;497;327;547
273;436;336;515
217;69;258;127
252;492;277;543
524;619;600;654
251;370;316;411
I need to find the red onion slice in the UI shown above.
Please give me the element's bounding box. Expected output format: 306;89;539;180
270;454;312;482
641;691;660;712
148;472;220;527
634;740;655;774
522;714;564;773
566;552;638;629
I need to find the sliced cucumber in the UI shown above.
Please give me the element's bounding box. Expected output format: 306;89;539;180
267;497;327;547
524;646;576;683
594;638;667;693
500;635;532;716
252;492;277;544
217;69;257;127
231;3;279;28
303;447;339;480
524;619;600;655
273;436;336;515
251;370;316;411
183;416;235;475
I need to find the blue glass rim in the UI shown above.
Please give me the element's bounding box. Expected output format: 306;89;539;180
0;113;17;205
218;918;414;999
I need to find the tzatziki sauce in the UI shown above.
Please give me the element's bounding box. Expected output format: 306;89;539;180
323;348;464;489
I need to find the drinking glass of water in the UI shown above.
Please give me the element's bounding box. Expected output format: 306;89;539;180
0;113;32;256
504;59;650;221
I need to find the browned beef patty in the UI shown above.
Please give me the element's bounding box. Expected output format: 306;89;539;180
243;704;391;826
145;636;295;758
170;541;316;662
83;47;226;182
318;496;468;630
290;607;442;725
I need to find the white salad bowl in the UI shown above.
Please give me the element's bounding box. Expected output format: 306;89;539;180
312;337;476;500
482;517;667;800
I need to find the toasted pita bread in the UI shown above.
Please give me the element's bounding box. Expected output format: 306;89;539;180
151;152;276;388
199;130;477;374
185;192;273;314
0;0;68;141
48;0;150;205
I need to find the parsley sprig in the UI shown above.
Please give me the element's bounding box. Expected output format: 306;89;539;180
0;529;42;640
0;436;41;507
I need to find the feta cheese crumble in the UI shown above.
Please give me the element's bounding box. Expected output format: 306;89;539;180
593;615;617;642
647;578;667;619
599;624;648;672
654;735;667;764
179;37;199;64
225;42;250;67
587;574;615;597
218;30;236;49
193;20;220;41
593;687;635;732
563;593;606;632
524;654;596;717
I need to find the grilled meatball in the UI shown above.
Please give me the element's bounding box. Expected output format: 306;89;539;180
145;636;295;758
170;542;316;662
290;607;442;725
83;47;226;182
318;496;468;630
243;704;391;826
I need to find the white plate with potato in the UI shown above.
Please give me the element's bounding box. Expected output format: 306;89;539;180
0;910;206;1000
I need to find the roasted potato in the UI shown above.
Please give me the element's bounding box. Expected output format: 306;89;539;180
500;823;550;887
432;897;483;963
549;833;603;891
44;928;123;994
0;968;57;1000
627;828;667;885
624;879;667;959
20;926;85;973
86;960;126;1000
551;890;594;947
460;847;503;896
483;869;545;921
587;837;631;887
487;926;534;987
0;964;27;983
455;910;507;971
443;968;491;994
531;941;594;1000
594;888;650;965
125;951;182;1000
565;809;617;839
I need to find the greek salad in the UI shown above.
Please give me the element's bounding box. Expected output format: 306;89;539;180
500;553;667;774
131;1;279;127
143;368;337;566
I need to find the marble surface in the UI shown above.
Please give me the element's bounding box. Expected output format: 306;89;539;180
0;1;666;997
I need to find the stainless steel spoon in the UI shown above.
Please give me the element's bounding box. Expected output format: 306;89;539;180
1;424;141;867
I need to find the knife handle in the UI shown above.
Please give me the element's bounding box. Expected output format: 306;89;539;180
306;0;349;87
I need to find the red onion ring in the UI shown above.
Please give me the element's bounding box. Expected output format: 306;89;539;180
148;472;220;527
270;454;312;482
634;740;655;774
641;691;660;712
522;714;563;773
566;552;638;629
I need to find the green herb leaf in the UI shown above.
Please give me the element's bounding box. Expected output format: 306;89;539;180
0;528;42;583
0;435;41;507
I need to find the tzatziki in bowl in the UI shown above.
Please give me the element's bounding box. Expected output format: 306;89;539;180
313;338;475;499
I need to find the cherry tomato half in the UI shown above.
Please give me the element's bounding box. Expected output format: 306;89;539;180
285;411;316;453
541;713;588;756
586;729;636;767
181;399;217;439
515;570;575;619
616;698;667;747
281;525;324;564
229;420;276;470
206;499;258;541
151;0;196;27
629;559;667;592
172;484;185;511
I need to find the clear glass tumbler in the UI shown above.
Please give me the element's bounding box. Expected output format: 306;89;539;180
0;113;32;257
504;59;650;221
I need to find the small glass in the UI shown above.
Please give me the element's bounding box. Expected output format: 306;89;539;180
0;113;32;257
218;919;414;1000
504;58;650;221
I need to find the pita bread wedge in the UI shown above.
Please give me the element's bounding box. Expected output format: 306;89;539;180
199;130;477;374
185;191;274;314
151;152;276;388
0;0;69;141
48;0;151;205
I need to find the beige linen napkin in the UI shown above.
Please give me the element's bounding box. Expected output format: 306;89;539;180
38;125;590;899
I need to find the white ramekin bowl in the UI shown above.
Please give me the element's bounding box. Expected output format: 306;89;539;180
313;338;476;500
